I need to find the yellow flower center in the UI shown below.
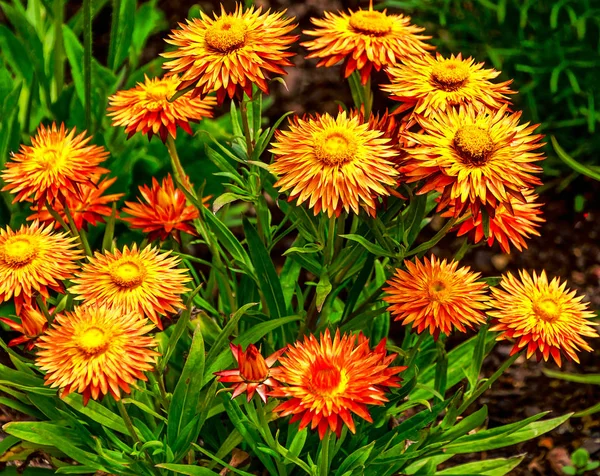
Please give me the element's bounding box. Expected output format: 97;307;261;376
34;146;68;172
77;326;110;354
0;237;38;267
454;125;494;165
110;260;146;288
314;130;358;166
428;279;450;303
533;298;561;323
349;10;393;35
205;18;247;53
143;82;175;110
431;60;470;91
310;363;348;397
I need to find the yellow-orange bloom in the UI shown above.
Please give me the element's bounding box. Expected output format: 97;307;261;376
0;305;48;350
36;305;159;405
28;175;122;231
444;189;544;254
402;104;545;217
303;6;432;84
382;53;515;115
215;343;285;403
270;329;404;439
121;174;204;242
1;123;109;205
0;222;82;313
108;75;217;142
162;4;297;104
69;244;190;329
489;271;598;366
270;110;399;217
384;255;489;339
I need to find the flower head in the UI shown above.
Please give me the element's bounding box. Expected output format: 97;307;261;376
121;174;205;242
0;305;48;350
36;305;159;405
381;53;515;116
215;343;284;403
28;176;122;231
270;110;399;217
162;4;298;104
384;255;489;339
444;189;544;253
489;271;598;366
108;75;217;142
1;123;109;205
270;329;404;439
402;104;545;217
0;222;82;313
69;244;190;329
303;6;433;84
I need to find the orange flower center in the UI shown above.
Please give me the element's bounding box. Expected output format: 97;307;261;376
205;18;247;53
239;346;269;383
110;260;147;288
533;298;561;323
428;279;450;303
310;363;348;396
33;146;68;172
349;10;393;35
143;82;175;110
0;237;38;267
431;60;470;91
315;130;357;165
77;326;110;354
454;125;494;165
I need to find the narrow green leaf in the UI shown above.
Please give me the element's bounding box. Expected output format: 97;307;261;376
156;463;220;475
108;0;136;70
435;455;525;475
63;394;128;435
542;368;600;385
316;271;332;312
552;136;600;181
340;234;395;258
334;441;375;476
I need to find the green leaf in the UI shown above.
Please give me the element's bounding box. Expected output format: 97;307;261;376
288;427;308;459
62;394;128;435
131;0;167;57
167;322;205;447
0;25;33;82
435;455;525;475
543;368;600;385
243;218;287;319
335;441;375;476
108;0;136;70
316;271;332;312
0;434;19;455
340;234;395;258
435;406;488;444
156;463;220;475
552;136;600;181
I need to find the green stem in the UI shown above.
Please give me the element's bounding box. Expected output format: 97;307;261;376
63;205;92;257
53;0;65;101
319;430;331;476
239;98;254;159
35;294;52;323
255;399;287;476
458;352;520;415
153;369;169;411
116;400;160;475
83;0;92;131
404;332;428;369
166;135;193;195
325;215;336;266
363;75;373;119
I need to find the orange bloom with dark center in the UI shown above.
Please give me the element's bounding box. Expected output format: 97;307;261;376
108;75;217;142
444;189;544;253
36;305;159;405
162;4;297;104
303;5;433;84
270;329;404;439
215;343;285;403
270;110;399;217
402;104;545;218
0;222;82;314
382;53;515;116
121;174;205;242
1;123;109;205
28;175;122;231
0;305;48;350
384;255;489;339
489;271;598;366
69;244;190;329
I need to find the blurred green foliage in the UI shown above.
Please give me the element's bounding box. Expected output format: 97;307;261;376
381;0;600;180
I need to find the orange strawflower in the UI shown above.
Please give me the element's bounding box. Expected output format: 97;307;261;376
0;305;48;350
384;255;489;339
489;271;598;366
1;123;109;205
269;110;399;217
215;343;285;403
162;4;297;104
107;75;217;142
121;174;205;243
36;305;159;405
0;222;82;314
69;244;190;330
302;5;432;84
270;329;404;439
28;175;122;231
382;53;515;115
444;189;544;253
402;104;545;218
